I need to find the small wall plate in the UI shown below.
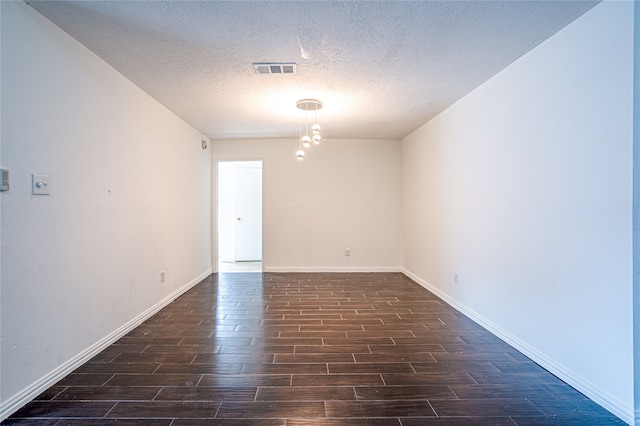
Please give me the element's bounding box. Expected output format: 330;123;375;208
1;169;8;191
32;173;51;195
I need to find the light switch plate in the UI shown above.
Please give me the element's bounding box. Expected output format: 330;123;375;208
1;169;8;191
32;173;51;195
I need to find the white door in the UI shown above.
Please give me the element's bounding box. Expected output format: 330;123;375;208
234;165;262;261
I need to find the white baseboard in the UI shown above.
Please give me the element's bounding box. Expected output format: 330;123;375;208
0;268;212;421
264;266;403;273
401;268;633;425
4;268;631;424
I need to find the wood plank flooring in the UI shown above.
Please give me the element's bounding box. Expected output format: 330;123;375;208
3;272;625;425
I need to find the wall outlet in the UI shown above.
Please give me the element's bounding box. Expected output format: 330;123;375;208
160;271;165;283
344;248;351;256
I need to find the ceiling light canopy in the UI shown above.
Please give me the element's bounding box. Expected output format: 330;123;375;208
296;99;322;160
296;99;322;111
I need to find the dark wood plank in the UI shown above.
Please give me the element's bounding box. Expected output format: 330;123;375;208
3;273;623;425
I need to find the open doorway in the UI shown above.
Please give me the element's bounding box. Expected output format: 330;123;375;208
217;161;262;272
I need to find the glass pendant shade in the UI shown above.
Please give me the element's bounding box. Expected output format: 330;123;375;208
311;123;321;134
301;135;311;148
296;149;305;160
312;134;322;145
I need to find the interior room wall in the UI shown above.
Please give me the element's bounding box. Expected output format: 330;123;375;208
0;1;212;416
401;1;634;422
212;138;402;272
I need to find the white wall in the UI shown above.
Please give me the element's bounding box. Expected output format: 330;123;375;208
0;1;212;416
212;138;402;272
402;1;634;422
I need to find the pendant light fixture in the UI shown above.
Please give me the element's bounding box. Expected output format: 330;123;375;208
295;99;322;160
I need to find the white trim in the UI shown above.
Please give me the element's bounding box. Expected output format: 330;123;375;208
0;268;212;421
401;268;633;425
264;266;403;273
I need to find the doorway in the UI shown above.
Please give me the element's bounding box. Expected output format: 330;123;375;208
217;161;262;272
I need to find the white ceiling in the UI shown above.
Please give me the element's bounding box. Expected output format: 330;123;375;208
27;0;599;140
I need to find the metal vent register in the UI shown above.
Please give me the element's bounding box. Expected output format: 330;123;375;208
253;62;296;75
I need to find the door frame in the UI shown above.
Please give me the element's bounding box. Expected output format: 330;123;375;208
214;159;263;272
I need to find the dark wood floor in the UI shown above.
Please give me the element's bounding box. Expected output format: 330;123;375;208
4;273;624;425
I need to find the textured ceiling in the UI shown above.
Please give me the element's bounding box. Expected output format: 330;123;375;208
27;0;599;140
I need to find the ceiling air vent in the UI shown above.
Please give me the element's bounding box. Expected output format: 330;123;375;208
253;62;297;75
